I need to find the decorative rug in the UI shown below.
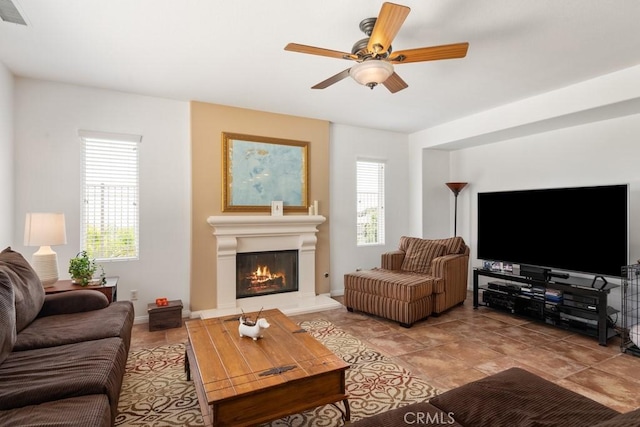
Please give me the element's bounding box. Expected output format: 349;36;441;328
115;319;439;426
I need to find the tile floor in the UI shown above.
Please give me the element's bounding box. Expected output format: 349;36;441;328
130;293;640;414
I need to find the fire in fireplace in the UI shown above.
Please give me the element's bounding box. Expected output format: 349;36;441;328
236;249;298;298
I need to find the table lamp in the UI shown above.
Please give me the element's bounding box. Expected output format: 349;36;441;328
24;212;67;287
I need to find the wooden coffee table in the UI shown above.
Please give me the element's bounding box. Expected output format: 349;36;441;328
185;309;350;426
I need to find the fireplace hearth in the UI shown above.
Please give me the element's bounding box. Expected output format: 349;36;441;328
236;250;298;298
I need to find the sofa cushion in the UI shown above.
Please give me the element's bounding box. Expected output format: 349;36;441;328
401;239;446;274
0;266;17;364
428;367;620;427
592;408;640;426
0;247;44;332
37;290;109;318
0;336;127;422
0;394;110;427
14;300;134;352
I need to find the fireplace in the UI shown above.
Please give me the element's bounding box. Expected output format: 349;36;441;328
236;250;298;298
198;215;342;318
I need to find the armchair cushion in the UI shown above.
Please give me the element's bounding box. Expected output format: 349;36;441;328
430;236;466;255
381;250;405;270
0;247;44;332
399;236;466;256
400;239;446;274
345;236;469;325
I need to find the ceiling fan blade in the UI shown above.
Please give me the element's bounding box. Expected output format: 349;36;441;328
389;42;469;64
285;43;357;60
311;68;351;89
382;72;408;93
367;2;410;56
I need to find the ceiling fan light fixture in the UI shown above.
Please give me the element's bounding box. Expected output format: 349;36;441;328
349;60;394;89
286;2;468;93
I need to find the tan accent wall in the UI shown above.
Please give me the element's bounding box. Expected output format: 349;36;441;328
190;101;331;311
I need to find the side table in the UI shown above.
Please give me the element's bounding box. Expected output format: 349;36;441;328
45;277;119;303
147;300;183;331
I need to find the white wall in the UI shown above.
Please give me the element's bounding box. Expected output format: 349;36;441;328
421;149;452;239
453;113;640;313
0;62;13;245
411;64;640;247
408;65;640;318
10;77;411;314
11;63;639;324
13;79;191;321
329;123;410;295
455;114;640;268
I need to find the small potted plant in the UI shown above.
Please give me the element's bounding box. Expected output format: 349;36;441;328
69;251;105;286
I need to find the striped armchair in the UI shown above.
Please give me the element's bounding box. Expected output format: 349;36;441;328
343;236;469;327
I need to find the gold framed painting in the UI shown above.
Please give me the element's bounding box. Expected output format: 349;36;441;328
222;132;309;213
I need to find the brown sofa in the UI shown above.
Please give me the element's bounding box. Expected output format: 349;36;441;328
344;236;469;327
353;367;640;426
0;247;134;427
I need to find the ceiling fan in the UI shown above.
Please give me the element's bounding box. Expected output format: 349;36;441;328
284;2;469;93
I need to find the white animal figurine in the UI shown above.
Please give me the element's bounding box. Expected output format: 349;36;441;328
238;316;270;340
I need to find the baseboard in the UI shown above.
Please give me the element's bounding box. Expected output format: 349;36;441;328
133;309;191;325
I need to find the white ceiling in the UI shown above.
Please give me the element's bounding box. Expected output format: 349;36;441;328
2;0;640;134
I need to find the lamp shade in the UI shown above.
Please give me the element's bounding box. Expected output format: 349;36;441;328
24;213;67;287
24;213;67;246
445;182;468;196
350;60;394;87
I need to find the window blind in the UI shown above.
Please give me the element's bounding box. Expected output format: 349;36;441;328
356;160;385;246
79;130;141;261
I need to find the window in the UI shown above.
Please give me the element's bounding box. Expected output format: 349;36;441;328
356;160;385;245
79;130;141;261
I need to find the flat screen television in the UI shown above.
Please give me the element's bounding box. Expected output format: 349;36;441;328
477;184;628;278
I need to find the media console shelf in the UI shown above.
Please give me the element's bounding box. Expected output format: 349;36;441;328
473;268;619;346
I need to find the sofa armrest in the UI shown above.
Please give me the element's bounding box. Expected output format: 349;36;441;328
431;253;469;290
381;250;405;270
37;291;110;317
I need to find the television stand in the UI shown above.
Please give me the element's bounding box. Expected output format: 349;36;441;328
548;271;570;280
473;268;619;346
591;275;608;290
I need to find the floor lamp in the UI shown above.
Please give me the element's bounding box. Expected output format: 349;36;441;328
24;212;67;287
446;182;468;236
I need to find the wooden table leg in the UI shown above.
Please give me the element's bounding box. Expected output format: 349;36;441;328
184;346;191;381
331;398;350;423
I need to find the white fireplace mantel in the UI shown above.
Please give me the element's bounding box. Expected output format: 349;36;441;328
197;215;341;319
207;215;327;236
